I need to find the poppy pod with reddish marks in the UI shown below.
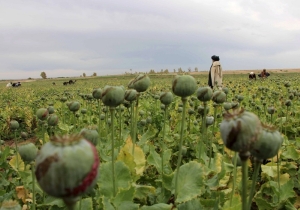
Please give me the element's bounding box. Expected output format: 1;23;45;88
220;109;262;153
128;74;150;92
250;124;283;160
159;92;173;106
36;108;49;121
196;87;212;102
68;101;80;112
101;86;125;107
125;89;138;102
35;135;99;201
48;114;59;126
172;75;197;98
92;88;102;99
212;90;226;104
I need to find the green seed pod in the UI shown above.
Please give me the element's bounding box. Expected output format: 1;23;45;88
35;135;100;200
86;94;93;100
222;87;229;95
68;101;80;112
47;106;55;114
140;119;146;126
92;88;102;99
220;109;262;152
10;120;19;130
154;95;160;100
18;143;38;164
60;97;67;102
250;124;283;160
178;107;183;113
196;87;213;102
188;108;195;115
223;102;232;111
172;75;197;98
146;116;152;124
284;81;291;87
100;114;105;120
160;104;166;110
285;100;292;107
288;93;294;100
0;200;21;210
159;92;173;106
80;129;99;146
212;91;226;104
81;109;87;114
206;116;214;126
267;107;275;114
125;89;138;102
20;132;28;139
237;95;244;102
48;114;59;126
128;74;151;92
36;108;49;121
102;86;125;107
197;105;209;116
231;102;239;110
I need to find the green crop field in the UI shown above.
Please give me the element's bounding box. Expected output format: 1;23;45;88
0;72;300;210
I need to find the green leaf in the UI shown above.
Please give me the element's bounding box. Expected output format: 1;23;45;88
113;187;135;208
177;198;203;210
223;194;242;210
98;161;132;198
163;173;174;191
75;198;93;210
117;201;139;210
172;161;205;203
102;197;115;210
134;185;156;204
140;203;173;210
9;153;25;171
281;146;300;160
139;125;158;146
147;145;162;173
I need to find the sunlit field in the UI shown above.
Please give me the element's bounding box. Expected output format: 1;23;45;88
1;71;300;210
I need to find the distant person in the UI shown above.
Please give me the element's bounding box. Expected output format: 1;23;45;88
6;82;12;88
249;72;256;80
258;69;270;78
208;55;223;89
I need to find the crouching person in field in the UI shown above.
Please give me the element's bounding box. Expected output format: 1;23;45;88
6;82;12;88
258;69;270;79
249;72;256;80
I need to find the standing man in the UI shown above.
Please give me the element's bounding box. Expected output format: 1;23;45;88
208;55;223;89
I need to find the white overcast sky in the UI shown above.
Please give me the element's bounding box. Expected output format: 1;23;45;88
1;0;300;79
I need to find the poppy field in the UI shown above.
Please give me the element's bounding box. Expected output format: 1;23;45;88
0;72;300;210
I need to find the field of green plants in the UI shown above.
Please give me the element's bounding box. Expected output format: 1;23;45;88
0;72;300;210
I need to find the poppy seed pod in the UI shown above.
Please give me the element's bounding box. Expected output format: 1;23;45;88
196;87;213;102
197;105;209;116
60;97;67;102
125;89;138;102
250;124;283;160
81;109;87;114
206;116;214;126
48;114;59;126
68;101;80;112
128;74;151;92
92;88;102;99
21;132;28;139
220;109;262;152
36;108;49;121
172;75;197;98
80;128;99;146
102;86;125;107
47;106;55;114
285;100;292;107
0;200;21;210
18;143;38;164
35;135;99;201
10;120;19;130
160;92;173;106
267;107;275;114
212;91;226;104
223;102;232;111
222;87;229;95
